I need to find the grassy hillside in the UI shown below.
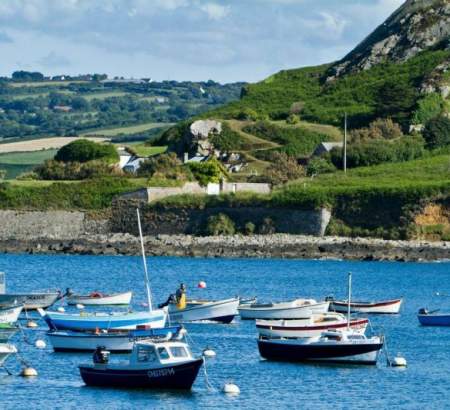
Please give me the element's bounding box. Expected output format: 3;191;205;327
208;50;450;127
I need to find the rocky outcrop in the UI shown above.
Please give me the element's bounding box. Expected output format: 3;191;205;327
0;234;447;262
188;119;222;156
328;0;450;79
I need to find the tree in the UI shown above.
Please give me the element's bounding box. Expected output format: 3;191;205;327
12;70;44;81
55;139;119;163
188;158;225;186
137;152;187;180
265;152;305;185
423;116;450;149
412;93;445;125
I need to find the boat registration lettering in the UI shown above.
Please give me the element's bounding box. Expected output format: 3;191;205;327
147;368;175;378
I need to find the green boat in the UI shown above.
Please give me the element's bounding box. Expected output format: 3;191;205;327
0;323;18;342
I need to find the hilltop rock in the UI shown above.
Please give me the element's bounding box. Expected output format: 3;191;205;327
328;0;450;80
187;119;222;156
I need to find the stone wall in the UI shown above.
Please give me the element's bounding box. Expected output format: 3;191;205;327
0;210;109;240
111;200;331;236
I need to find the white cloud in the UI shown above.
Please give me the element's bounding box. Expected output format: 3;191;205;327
199;3;230;20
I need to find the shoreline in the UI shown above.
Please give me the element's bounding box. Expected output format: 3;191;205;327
0;234;448;262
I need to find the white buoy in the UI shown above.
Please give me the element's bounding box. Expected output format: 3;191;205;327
21;367;38;377
57;307;65;313
198;281;207;289
26;320;38;328
391;356;407;367
35;340;46;349
223;383;240;395
203;348;216;358
76;303;85;310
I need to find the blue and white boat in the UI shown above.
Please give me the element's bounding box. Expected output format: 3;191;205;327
418;308;450;326
38;308;167;331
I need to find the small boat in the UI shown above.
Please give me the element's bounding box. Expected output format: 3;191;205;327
256;313;369;338
0;324;19;342
79;333;203;389
0;305;23;324
38;308;167;331
66;291;132;306
168;298;239;324
47;326;184;353
417;308;450;326
258;329;383;365
239;299;330;320
0;343;17;365
0;272;61;310
327;297;402;314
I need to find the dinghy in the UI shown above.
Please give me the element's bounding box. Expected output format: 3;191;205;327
66;291;132;306
417;308;450;326
0;324;19;342
239;298;329;320
79;332;203;389
38;308;166;331
0;343;17;365
47;326;183;353
0;272;60;310
258;329;383;365
327;297;402;314
168;298;239;324
0;305;23;324
256;313;369;338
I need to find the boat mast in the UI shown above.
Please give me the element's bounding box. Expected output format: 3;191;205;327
347;272;352;330
136;208;153;312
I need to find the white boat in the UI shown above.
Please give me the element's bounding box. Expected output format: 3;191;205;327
168;298;239;323
66;291;132;306
238;299;330;320
256;313;369;338
0;306;23;324
0;343;17;365
47;326;183;352
328;298;403;314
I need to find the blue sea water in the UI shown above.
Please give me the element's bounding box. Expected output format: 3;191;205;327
0;254;449;409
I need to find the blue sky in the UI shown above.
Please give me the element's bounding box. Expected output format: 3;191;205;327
0;0;404;83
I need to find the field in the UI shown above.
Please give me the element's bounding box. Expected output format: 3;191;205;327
81;123;173;137
124;144;167;157
9;81;89;88
0;137;109;153
82;91;130;101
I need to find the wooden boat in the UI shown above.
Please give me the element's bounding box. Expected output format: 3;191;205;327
47;326;184;353
79;333;203;389
0;324;19;342
417;308;450;326
238;299;330;320
168;298;239;324
256;313;369;338
0;305;23;324
327;297;402;314
66;291;132;306
0;343;17;365
38;308;167;331
258;329;383;365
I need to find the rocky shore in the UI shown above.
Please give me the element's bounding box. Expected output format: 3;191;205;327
0;234;448;262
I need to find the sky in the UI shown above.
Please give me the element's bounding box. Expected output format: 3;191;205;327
0;0;404;83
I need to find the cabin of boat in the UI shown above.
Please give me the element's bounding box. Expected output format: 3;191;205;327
79;335;203;389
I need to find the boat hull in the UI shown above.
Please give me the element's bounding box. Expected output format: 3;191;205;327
79;359;203;389
258;338;382;365
239;301;329;320
0;344;17;365
0;306;23;324
67;291;132;306
168;298;239;323
0;293;59;310
42;310;167;331
256;318;368;338
0;325;18;342
418;314;450;326
330;299;402;314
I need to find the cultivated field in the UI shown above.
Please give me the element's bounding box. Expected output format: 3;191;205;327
81;122;172;137
0;137;109;153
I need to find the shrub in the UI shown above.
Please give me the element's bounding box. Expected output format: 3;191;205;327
306;158;336;176
244;221;256;235
188;158;225;186
137;153;190;181
412;93;445;125
35;159;119;180
286;113;300;125
265;152;305;185
205;213;236;235
258;217;276;234
55;139;119;164
16;171;39;180
423;116;450;149
349;118;403;143
236;108;259;121
210;123;243;152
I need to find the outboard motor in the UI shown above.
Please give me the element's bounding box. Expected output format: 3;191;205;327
418;308;429;315
93;346;110;364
